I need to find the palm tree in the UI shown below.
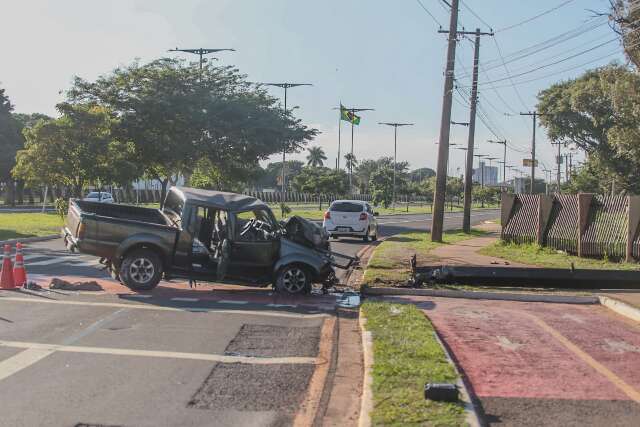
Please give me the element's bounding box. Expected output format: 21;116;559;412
344;153;358;172
306;146;327;167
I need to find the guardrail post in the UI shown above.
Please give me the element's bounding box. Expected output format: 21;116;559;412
627;195;640;262
537;195;553;245
577;193;594;258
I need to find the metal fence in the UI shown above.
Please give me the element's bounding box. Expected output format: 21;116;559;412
501;193;640;262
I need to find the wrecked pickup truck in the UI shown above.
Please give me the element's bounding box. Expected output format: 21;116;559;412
63;187;356;294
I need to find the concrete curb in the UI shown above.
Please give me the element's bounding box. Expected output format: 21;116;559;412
0;234;60;246
358;309;373;427
431;330;481;427
362;286;599;305
599;296;640;322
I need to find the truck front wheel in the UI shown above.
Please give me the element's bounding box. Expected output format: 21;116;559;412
119;249;163;291
276;264;312;295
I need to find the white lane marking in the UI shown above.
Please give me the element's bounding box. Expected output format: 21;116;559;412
126;294;152;299
171;297;199;302
62;308;126;346
603;339;640;354
267;303;297;308
217;300;248;305
0;348;56;383
0;340;319;365
0;297;328;319
28;258;69;266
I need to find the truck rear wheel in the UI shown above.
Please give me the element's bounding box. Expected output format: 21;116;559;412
119;249;163;291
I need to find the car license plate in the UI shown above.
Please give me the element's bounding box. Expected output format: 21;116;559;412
337;227;349;232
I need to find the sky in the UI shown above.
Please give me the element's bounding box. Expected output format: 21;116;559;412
1;0;623;182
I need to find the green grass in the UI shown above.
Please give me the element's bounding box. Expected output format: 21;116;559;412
479;241;640;271
363;229;488;285
362;302;465;426
0;213;63;240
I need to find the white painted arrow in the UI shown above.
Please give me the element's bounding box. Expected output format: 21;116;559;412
603;339;640;354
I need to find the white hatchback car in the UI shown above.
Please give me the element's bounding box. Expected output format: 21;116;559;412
323;200;379;242
83;191;114;203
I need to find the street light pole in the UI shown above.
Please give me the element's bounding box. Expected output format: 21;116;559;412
168;47;235;78
379;122;414;209
488;139;507;184
261;83;312;214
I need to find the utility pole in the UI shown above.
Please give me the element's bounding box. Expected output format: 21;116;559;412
431;0;459;242
379;122;414;209
474;154;486;187
488;139;507;184
519;111;553;194
261;83;312;215
459;27;493;233
551;141;563;192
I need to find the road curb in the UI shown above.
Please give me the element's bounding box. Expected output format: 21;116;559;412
0;234;60;246
599;296;640;322
431;329;481;427
358;308;373;427
361;286;600;305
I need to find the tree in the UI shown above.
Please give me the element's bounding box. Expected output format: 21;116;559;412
344;153;358;172
292;167;347;207
306;146;327;167
611;1;640;68
0;87;23;205
67;58;318;204
369;167;395;208
537;64;640;194
13;103;137;196
409;167;436;182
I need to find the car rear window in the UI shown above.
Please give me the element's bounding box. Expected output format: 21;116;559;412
330;202;364;212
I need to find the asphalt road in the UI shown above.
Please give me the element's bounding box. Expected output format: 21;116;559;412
0;210;500;427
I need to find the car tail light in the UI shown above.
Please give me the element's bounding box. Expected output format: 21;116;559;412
77;222;87;239
324;211;331;220
359;212;367;221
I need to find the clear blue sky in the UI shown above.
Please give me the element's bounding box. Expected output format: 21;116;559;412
2;0;621;179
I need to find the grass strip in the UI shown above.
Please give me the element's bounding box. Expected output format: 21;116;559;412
362;301;465;426
363;229;488;286
0;213;63;240
479;241;640;271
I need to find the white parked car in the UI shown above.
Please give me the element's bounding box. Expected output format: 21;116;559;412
83;191;114;203
323;200;379;242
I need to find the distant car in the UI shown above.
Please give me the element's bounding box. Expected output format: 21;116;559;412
323;200;378;242
83;191;114;203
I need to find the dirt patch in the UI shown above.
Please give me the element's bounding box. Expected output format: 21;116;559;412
225;324;320;358
188;363;315;413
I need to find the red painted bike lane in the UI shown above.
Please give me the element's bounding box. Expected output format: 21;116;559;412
391;295;640;426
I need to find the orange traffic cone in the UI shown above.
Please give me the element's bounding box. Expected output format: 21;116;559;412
1;244;15;289
13;242;27;287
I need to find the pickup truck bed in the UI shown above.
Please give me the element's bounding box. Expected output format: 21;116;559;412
64;200;178;263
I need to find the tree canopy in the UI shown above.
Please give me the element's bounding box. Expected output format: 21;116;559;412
537;64;640;193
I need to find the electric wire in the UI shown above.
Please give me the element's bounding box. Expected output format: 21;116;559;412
496;0;576;33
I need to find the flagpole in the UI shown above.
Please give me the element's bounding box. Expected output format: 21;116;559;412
350;119;354;192
337;106;341;171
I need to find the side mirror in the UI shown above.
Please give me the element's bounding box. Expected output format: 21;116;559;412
373;212;379;216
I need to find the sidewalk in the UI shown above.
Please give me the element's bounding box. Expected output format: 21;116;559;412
430;221;640;313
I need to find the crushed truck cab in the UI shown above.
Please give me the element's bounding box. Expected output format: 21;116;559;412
63;187;354;294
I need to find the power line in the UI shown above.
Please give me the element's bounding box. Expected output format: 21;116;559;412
478;38;618;86
492;37;531;112
415;0;443;27
497;0;576;33
459;0;492;29
483;17;607;69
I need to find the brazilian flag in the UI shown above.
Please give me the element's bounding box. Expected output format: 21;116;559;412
340;105;361;125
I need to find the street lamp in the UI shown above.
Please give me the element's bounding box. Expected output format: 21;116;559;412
379;122;414;209
485;157;498;186
168;47;235;76
488;139;507;184
474;154;486;187
260;82;312;214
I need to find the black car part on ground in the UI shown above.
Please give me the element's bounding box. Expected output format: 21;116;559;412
409;256;640;289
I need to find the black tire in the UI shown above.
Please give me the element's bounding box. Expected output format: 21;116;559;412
371;229;378;241
363;228;370;242
275;264;311;295
119;248;163;291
